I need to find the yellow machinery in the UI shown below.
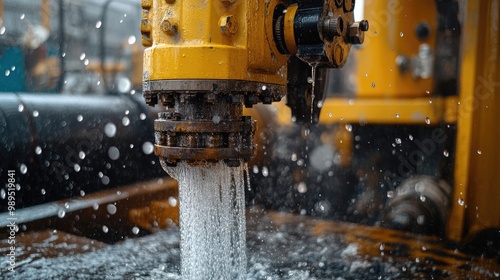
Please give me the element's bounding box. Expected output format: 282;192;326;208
140;0;368;166
141;0;500;250
319;0;500;246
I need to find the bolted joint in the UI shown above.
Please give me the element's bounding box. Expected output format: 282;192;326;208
321;16;344;41
161;18;177;35
219;15;238;35
348;20;369;45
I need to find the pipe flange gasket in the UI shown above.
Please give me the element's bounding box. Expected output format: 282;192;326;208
154;120;254;134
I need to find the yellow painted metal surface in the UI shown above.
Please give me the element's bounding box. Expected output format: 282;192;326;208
447;0;500;242
141;0;288;85
283;4;298;55
318;97;457;125
353;0;437;97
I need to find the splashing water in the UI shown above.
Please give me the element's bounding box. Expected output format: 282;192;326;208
164;161;247;280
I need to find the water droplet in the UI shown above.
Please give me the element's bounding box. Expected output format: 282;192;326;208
77;115;83;122
33;110;39;117
0;26;5;35
345;124;352;132
252;165;259;174
317;100;323;108
84;59;89;66
212;115;221;124
428;100;433;104
168;196;177;207
297;182;307;193
58;209;66;218
35;146;42;155
426;90;430;94
417;215;425;225
140;113;147;120
400;32;404;37
62;52;66;57
328;112;333;118
132;227;140;235
20;164;27;174
420;195;426;202
79;151;86;159
142;141;154;155
477;149;482;155
395;138;402;145
371;82;376;88
108;146;120;160
122;116;130;126
11;66;16;71
74;164;81;172
101;176;110;185
387;191;394;198
128;35;136;45
102;225;109;233
80;53;86;60
41;188;46;195
5;70;10;76
98;172;104;178
395;113;400;118
104;122;117;138
92;203;99;210
20;14;26;20
261;166;269;177
307;77;313;83
106;204;117;215
124;110;130;115
80;190;85;196
0;189;5;199
409;134;414;141
291;153;298;161
18;104;24;112
458;198;465;206
425;117;430;125
443;150;449;157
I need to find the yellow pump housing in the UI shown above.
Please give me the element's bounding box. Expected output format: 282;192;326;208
141;0;288;88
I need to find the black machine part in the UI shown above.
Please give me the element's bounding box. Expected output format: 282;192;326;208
380;176;452;236
0;93;164;211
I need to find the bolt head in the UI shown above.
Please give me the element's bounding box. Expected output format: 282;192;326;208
161;19;177;35
219;15;238;35
349;22;365;44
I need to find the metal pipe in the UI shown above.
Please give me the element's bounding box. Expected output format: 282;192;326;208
0;93;164;211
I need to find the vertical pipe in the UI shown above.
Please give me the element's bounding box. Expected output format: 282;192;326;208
446;0;480;242
56;0;65;93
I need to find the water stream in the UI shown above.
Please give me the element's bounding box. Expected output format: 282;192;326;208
165;161;247;280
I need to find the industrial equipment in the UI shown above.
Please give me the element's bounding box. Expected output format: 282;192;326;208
0;0;499;278
141;0;500;254
140;0;368;167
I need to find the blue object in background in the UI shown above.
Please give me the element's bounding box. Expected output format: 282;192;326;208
0;46;26;92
